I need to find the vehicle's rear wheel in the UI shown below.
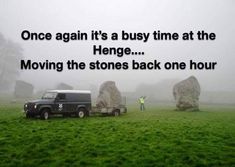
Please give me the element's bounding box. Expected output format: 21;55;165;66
77;108;86;118
113;109;120;116
41;109;50;120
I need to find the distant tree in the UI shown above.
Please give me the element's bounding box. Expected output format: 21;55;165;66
0;33;23;92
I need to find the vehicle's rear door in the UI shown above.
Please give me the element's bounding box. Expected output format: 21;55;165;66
66;93;78;113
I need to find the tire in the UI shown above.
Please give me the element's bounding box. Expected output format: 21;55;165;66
26;114;30;118
113;109;120;117
123;107;127;113
25;111;30;118
41;109;50;120
77;108;86;118
25;111;34;118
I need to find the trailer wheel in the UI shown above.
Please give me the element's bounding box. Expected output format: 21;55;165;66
113;109;120;117
122;107;127;113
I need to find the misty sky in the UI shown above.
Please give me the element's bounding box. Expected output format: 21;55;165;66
0;0;235;92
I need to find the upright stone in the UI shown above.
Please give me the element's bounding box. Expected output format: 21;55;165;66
96;81;122;108
173;76;200;111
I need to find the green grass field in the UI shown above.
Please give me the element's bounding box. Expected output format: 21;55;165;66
0;104;234;167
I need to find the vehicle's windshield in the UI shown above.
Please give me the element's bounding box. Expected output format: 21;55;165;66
42;92;57;99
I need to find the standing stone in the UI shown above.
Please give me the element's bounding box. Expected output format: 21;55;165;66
96;81;121;108
173;76;200;111
14;80;34;98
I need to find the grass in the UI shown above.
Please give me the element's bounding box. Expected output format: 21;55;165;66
0;104;234;167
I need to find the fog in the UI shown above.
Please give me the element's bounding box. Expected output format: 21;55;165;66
0;0;235;93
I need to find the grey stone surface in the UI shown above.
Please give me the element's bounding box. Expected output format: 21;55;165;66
96;81;121;108
173;76;200;111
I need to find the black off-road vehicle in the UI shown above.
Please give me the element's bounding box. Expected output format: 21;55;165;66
24;90;91;120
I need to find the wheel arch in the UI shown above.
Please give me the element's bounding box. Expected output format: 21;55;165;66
39;105;52;114
76;105;89;116
76;105;87;111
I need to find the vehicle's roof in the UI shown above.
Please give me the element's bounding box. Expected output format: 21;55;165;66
47;90;91;94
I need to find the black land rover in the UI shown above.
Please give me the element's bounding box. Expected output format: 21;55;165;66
24;90;91;120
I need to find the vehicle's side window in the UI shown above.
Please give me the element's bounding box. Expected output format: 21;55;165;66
57;93;66;100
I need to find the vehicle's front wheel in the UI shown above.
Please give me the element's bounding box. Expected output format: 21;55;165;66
41;109;50;120
25;111;30;118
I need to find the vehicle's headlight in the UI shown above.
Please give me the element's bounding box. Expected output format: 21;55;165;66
34;104;37;109
25;104;28;108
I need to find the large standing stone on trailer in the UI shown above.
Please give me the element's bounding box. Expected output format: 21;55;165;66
96;81;122;108
56;83;73;90
173;76;200;111
14;80;34;98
